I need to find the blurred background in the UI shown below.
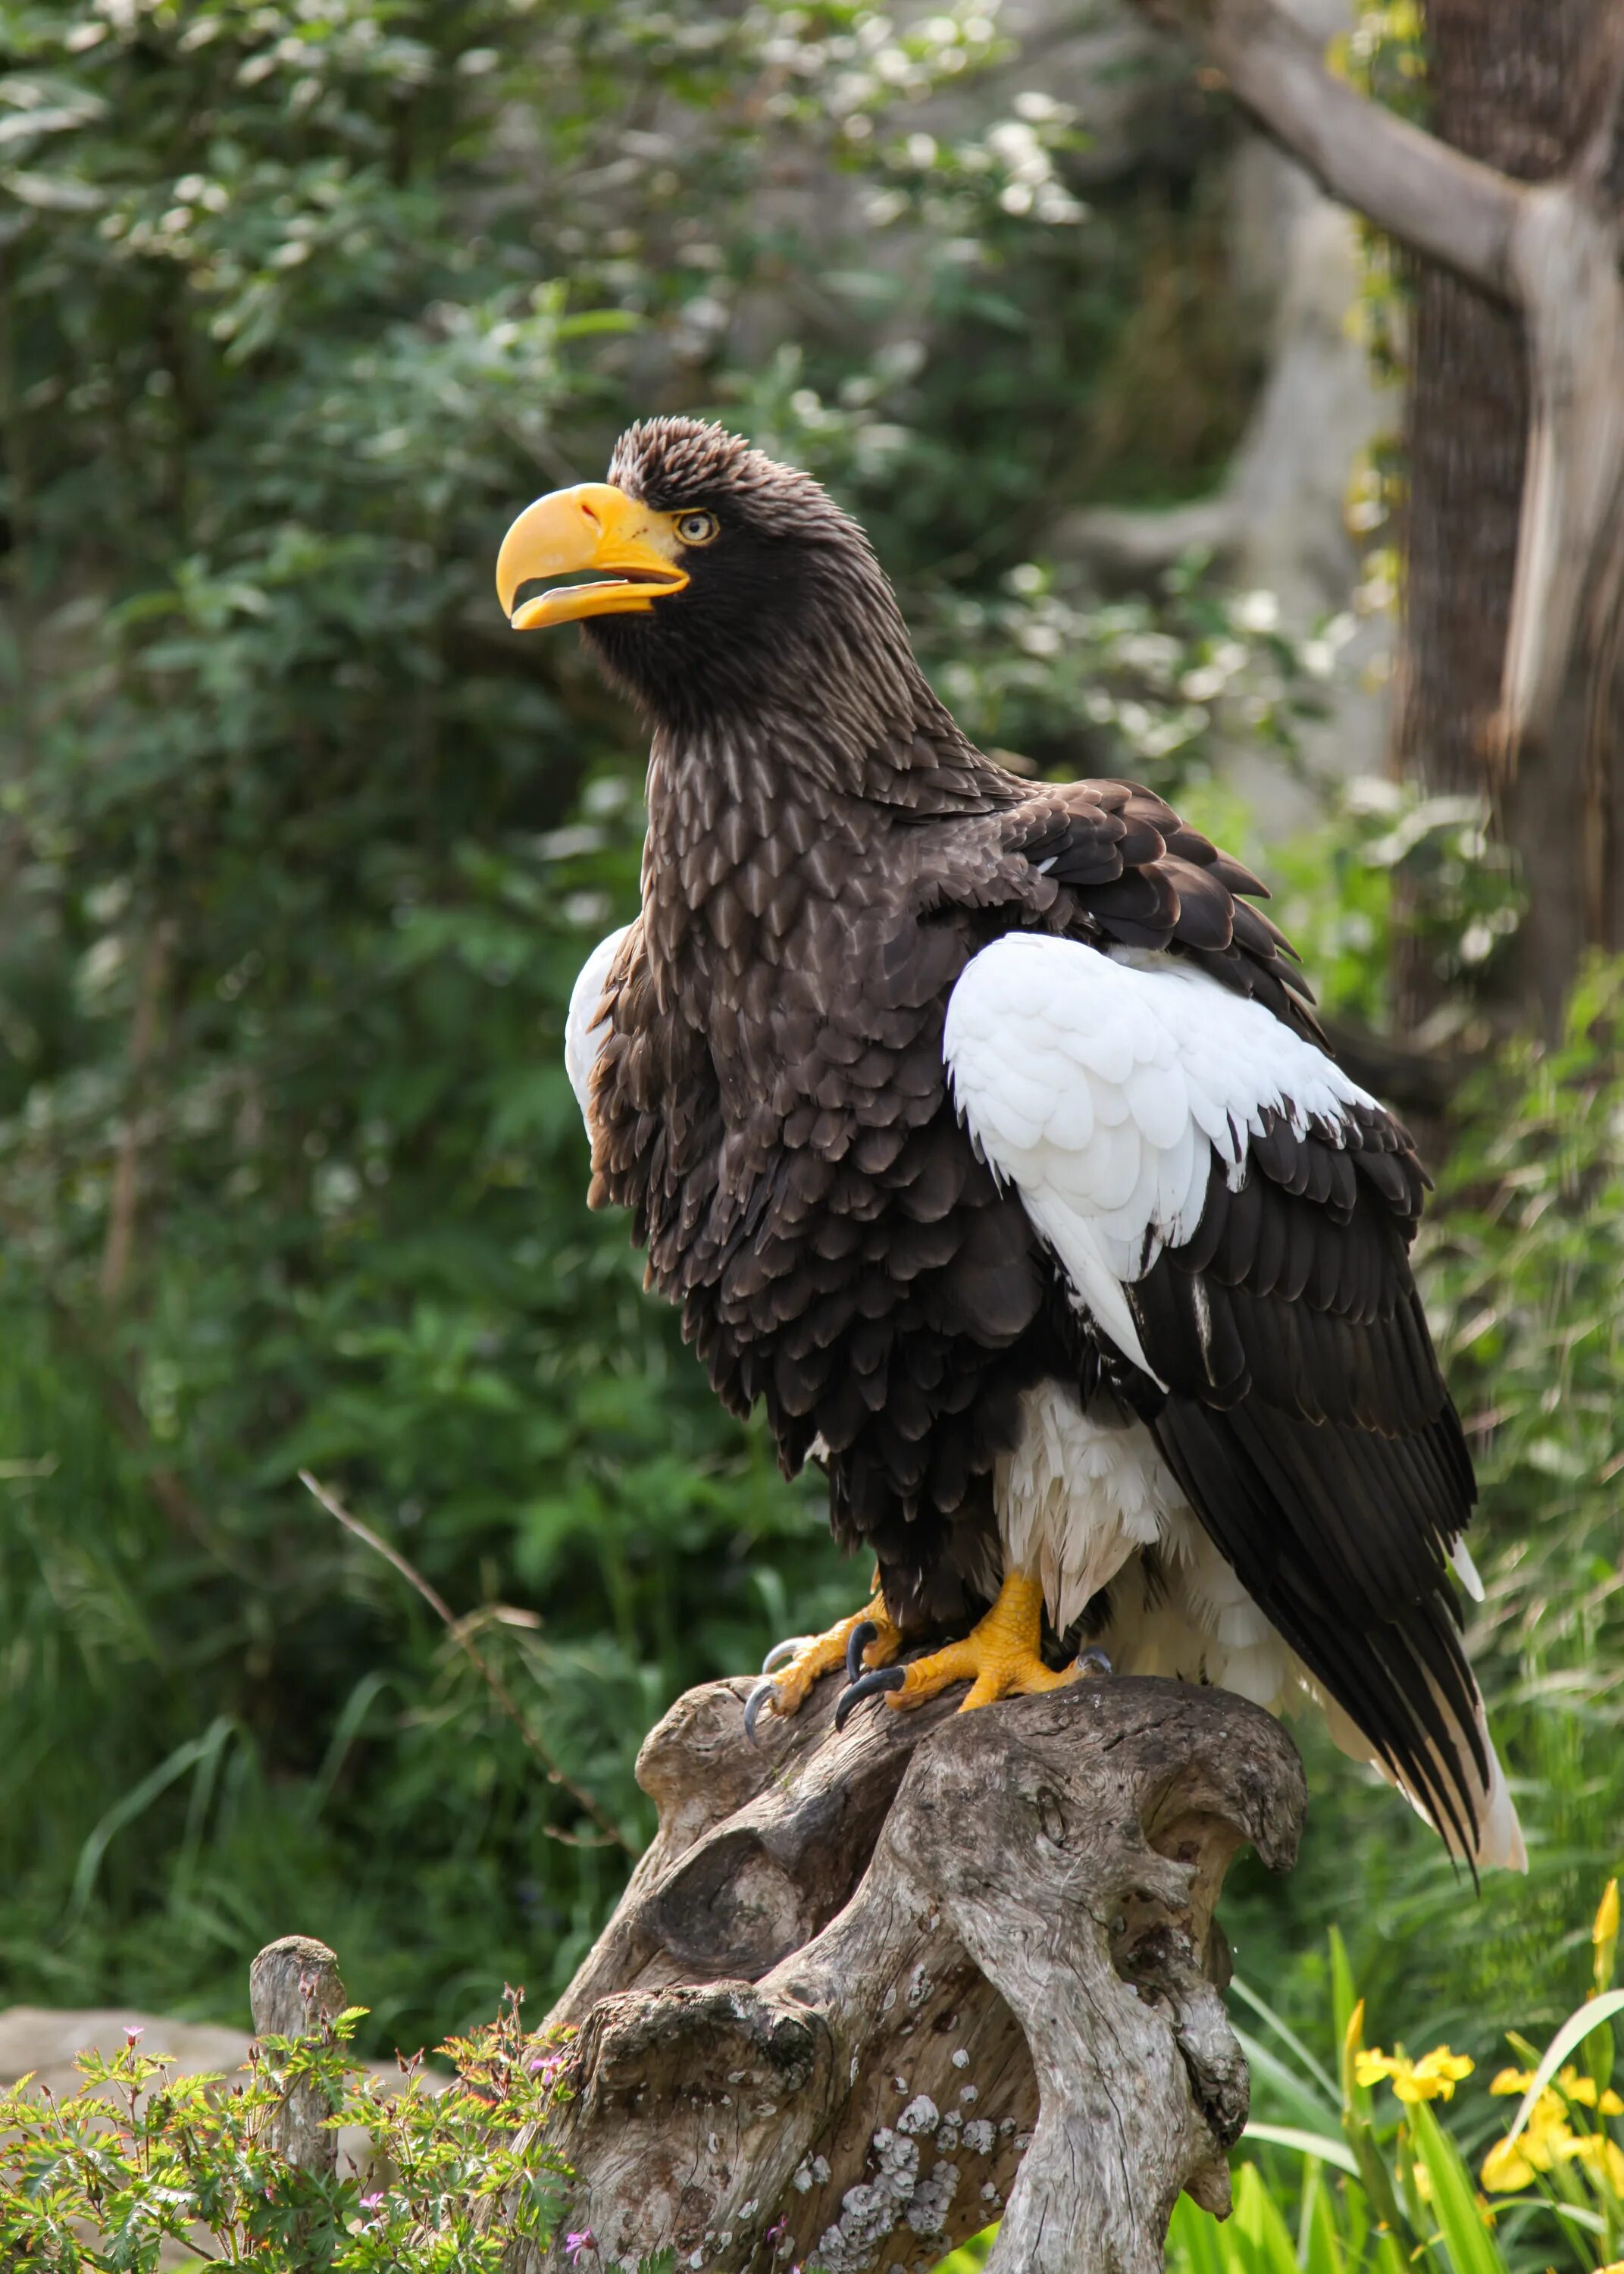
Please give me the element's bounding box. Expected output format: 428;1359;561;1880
0;0;1620;2139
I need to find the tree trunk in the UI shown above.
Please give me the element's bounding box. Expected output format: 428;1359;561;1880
486;1669;1306;2274
1395;0;1621;1030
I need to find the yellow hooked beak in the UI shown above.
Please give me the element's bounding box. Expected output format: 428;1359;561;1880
495;483;690;630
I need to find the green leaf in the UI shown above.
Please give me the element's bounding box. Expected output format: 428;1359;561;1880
67;1718;239;1926
1300;2158;1346;2274
1231;1976;1343;2111
1407;2099;1507;2274
1166;2189;1236;2274
1;167;104;208
1241;2123;1360;2179
1328;1928;1358;2071
1234;2159;1307;2274
1234;2027;1342;2132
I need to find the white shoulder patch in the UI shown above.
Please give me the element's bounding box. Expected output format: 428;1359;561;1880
565;924;632;1121
942;932;1375;1372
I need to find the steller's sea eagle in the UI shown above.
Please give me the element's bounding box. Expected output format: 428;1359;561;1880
496;417;1525;1872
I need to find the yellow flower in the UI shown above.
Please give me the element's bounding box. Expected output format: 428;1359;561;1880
1410;2047;1475;2099
1482;2137;1536;2193
1355;2044;1474;2104
1488;2064;1623;2115
1596;1880;1619;1995
1480;2089;1580;2192
1558;2066;1624;2116
1564;2132;1624;2194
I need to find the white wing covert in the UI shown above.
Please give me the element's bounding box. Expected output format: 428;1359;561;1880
565;923;633;1123
943;931;1377;1378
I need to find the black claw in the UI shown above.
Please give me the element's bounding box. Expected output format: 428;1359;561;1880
834;1664;906;1731
844;1619;879;1687
743;1674;780;1746
761;1637;802;1674
1078;1646;1113;1677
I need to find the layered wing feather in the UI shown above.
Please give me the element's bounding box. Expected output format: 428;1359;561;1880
920;776;1321;1038
944;929;1522;1869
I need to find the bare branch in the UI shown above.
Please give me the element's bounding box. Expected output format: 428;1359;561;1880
1134;0;1526;299
99;919;175;1307
1573;4;1624;212
1495;190;1624;766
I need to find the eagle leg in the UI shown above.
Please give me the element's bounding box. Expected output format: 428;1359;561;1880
837;1571;1097;1722
743;1589;900;1743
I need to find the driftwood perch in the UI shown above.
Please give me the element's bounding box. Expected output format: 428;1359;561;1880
515;1670;1305;2274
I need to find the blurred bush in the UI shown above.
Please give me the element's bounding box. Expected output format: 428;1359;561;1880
0;1987;575;2268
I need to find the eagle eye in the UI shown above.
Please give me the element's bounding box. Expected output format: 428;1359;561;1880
674;509;720;547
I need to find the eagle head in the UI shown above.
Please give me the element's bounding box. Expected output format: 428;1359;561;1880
495;417;914;735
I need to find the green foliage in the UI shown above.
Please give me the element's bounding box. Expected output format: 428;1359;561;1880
1266;777;1523;1027
1331;3;1427;393
0;1991;570;2270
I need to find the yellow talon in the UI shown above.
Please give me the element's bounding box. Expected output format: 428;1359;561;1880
884;1571;1081;1712
750;1590;900;1725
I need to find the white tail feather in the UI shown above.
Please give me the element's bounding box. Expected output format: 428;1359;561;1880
1322;1681;1525;1872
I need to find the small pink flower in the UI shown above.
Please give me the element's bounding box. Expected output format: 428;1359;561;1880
764;2219;787;2245
563;2231;596;2263
360;2193;384;2211
124;2026;144;2049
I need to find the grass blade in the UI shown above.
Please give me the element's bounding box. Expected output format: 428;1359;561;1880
1231;1976;1343;2110
1502;1989;1624;2150
66;1718;236;1928
1242;2122;1360;2178
1235;2025;1343;2131
1409;2098;1506;2274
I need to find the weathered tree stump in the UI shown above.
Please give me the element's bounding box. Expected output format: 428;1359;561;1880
510;1670;1305;2274
249;1933;346;2178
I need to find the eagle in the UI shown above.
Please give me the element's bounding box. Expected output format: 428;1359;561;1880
496;416;1524;1872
